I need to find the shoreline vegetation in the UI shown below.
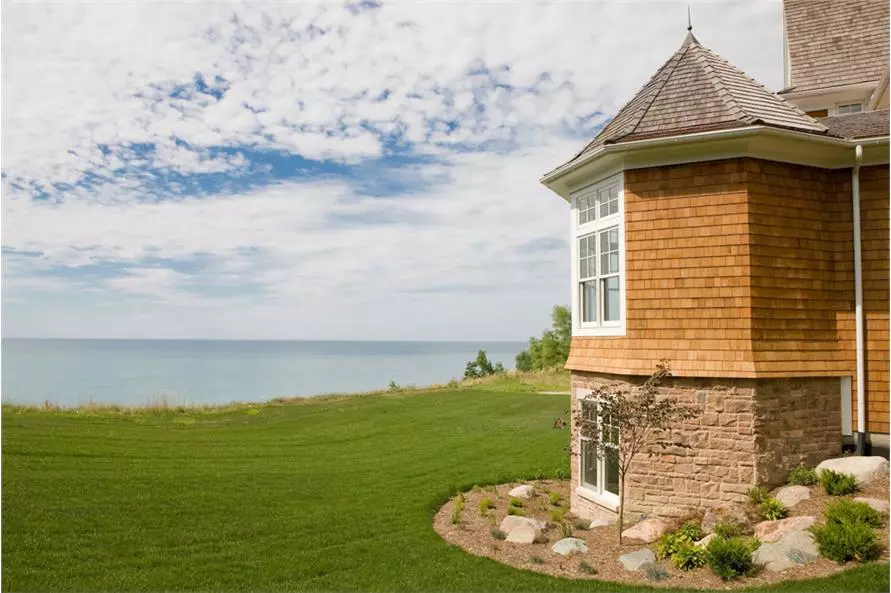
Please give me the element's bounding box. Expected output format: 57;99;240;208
1;368;572;416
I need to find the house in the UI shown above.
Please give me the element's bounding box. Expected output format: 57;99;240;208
541;0;889;522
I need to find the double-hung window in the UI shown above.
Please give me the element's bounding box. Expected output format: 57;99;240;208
578;396;620;506
572;173;625;336
836;102;863;115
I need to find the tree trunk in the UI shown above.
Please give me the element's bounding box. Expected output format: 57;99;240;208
618;473;625;545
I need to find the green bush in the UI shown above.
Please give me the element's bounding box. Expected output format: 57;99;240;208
747;486;770;504
478;497;495;516
820;470;860;496
788;465;819;486
811;520;882;564
548;491;563;506
713;520;741;539
515;305;571;371
759;497;788;521
463;350;505;379
655;522;702;561
549;508;566;523
671;540;707;571
509;497;524;508
706;536;758;580
578;561;597;575
825;499;885;528
507;507;525;517
490;528;506;540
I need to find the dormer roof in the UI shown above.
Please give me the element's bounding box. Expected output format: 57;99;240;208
568;33;828;165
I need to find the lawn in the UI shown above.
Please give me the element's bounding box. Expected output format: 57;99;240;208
2;373;888;592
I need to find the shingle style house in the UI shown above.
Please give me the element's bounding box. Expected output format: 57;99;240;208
542;2;889;522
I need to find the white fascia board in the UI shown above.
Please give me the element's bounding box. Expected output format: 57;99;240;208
541;127;890;201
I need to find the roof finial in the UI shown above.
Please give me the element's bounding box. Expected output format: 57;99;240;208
687;4;693;32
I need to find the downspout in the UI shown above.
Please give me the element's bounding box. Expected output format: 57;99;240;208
852;144;866;455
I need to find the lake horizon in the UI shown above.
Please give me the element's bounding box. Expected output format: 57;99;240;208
2;338;527;408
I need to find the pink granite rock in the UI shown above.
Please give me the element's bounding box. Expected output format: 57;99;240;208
754;516;816;543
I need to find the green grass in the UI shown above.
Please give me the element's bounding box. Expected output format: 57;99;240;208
2;373;888;592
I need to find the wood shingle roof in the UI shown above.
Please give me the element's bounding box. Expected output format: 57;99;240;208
780;0;889;94
570;33;827;163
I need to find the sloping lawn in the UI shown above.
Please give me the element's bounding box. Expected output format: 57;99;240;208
2;377;888;592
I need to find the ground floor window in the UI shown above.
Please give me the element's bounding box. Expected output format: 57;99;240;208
578;398;620;503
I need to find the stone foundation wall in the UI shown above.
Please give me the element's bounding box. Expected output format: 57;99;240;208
569;372;842;521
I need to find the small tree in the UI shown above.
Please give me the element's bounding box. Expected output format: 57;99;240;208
464;350;505;379
573;360;700;543
515;305;571;371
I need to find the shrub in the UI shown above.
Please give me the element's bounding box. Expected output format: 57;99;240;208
578;561;597;575
706;536;758;580
387;380;400;392
478;497;495;516
549;508;566;523
509;497;524;508
671;540;707;571
529;555;546;565
747;486;770;505
463;350;505;379
759;497;788;521
820;470;860;496
713;520;741;539
655;522;702;561
788;465;819;486
558;520;573;538
811;520;882;563
643;562;670;582
515;305;571;371
548;491;563;506
825;499;885;528
573;519;590;531
451;492;465;524
490;528;507;540
507;507;525;517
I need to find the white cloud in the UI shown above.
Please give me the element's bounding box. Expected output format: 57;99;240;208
1;0;784;339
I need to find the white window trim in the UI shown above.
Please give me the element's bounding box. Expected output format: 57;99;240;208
577;393;620;509
834;102;863;116
569;171;627;337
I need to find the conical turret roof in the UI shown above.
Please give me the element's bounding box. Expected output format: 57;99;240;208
571;33;827;161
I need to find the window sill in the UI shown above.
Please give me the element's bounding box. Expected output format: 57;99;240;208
573;325;626;337
576;486;620;512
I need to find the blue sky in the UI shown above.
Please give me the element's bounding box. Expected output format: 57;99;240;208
1;0;784;340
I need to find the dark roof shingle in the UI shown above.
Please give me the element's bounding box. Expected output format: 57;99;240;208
569;33;826;162
781;0;889;93
822;109;890;139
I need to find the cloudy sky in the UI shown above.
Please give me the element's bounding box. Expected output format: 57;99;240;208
2;0;784;341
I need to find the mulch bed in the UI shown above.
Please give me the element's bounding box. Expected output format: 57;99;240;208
433;476;889;589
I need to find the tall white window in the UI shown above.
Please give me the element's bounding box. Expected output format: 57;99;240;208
579;397;620;505
571;173;625;336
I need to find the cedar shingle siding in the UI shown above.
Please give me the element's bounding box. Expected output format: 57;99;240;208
566;159;890;434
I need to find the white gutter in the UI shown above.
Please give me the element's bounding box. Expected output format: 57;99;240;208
852;144;866;454
540;125;884;187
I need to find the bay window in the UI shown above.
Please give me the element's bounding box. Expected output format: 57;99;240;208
571;173;625;336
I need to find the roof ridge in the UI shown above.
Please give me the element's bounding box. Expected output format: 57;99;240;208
697;45;827;132
569;41;691;158
693;46;757;125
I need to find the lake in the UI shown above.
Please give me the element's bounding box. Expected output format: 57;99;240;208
1;338;526;407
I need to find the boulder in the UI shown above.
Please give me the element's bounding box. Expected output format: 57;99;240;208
816;456;889;485
500;515;547;533
619;548;656;571
752;531;819;572
551;537;588;556
701;505;749;534
754;516;816;543
622;518;669;543
695;533;718;548
775;485;811;509
589;517;617;529
854;497;890;513
505;522;544;544
509;484;535;499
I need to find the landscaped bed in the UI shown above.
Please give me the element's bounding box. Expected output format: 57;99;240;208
434;472;890;589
